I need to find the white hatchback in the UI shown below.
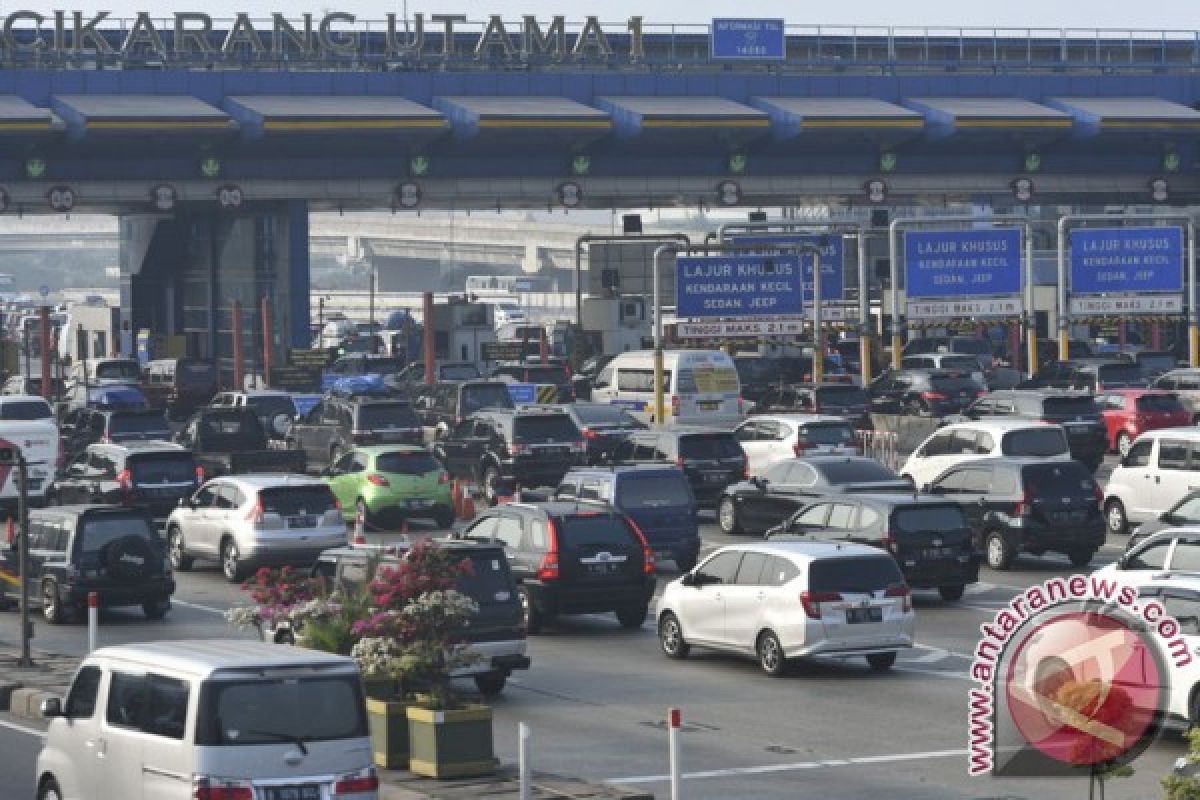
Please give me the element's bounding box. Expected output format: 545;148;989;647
1104;428;1200;536
656;541;915;675
734;414;858;475
901;419;1070;490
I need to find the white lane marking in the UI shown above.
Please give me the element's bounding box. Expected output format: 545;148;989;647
0;718;46;739
892;666;973;682
912;642;972;660
607;748;966;785
171;599;227;616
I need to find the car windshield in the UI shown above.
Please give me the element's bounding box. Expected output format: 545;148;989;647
357;403;419;429
197;676;367;746
557;514;639;548
941;356;980;372
1137;394;1185;413
894;506;968;533
94;362;141;381
573;405;640;427
129;453;196;484
524;366;569;384
514;415;579;442
375;451;442;475
1042;396;1099;417
1137;354;1176;374
800;423;855;446
451;550;514;606
816;460;899;484
110;412;170;437
259;486;337;516
1021;463;1097;496
0;400;53;420
76;515;157;557
930;376;980;393
617;474;692;508
815;386;868;407
441;364;481;380
735;359;776;383
1097;363;1145;385
679;434;742;459
244;396;297;419
808;556;903;593
462;385;515;413
198;413;261;442
951;339;992;356
1002;428;1068;457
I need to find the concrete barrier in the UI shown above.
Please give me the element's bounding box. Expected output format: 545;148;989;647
8;686;57;720
869;413;944;456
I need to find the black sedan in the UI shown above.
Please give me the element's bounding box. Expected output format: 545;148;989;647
554;402;645;465
716;455;912;535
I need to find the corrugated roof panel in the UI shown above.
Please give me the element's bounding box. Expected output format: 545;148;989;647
226;95;444;134
0;95;57;133
752;97;923;137
1047;96;1200;132
906;97;1072;132
435;96;610;129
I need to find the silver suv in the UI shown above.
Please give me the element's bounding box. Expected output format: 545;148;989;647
165;474;347;582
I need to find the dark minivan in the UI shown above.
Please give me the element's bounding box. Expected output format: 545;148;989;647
926;457;1105;570
767;494;979;601
754;383;872;429
612;428;747;507
142;358;218;419
54;442;200;519
959;390;1107;471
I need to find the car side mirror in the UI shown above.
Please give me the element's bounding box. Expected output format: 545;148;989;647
1116;555;1128;570
752;476;766;490
977;497;988;508
40;697;63;718
680;572;696;587
928;485;944;495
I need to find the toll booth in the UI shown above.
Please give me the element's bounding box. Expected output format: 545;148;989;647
430;301;496;367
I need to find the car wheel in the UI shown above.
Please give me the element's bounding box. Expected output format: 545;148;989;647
717;496;741;535
1106;499;1128;536
473;672;507;697
616;604;648;630
1116;432;1133;458
658;612;690;659
142;598;170;620
42;580;67;625
938;584;965;602
483;465;501;507
757;630;787;677
1068;548;1096;568
866;652;897;671
167;526;193;571
984;531;1016;571
518;586;542;634
37;777;62;800
221;539;245;583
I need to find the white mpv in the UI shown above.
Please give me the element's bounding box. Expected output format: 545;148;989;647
1104;428;1200;536
901;419;1070;490
734;414;858;475
35;639;378;800
656;541;915;675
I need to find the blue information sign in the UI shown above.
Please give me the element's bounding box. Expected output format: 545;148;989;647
904;228;1023;299
711;19;786;61
1070;227;1184;295
730;234;845;303
676;253;802;319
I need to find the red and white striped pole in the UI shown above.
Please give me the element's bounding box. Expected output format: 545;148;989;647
87;592;98;653
668;707;681;800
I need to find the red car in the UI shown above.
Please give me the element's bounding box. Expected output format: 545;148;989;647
1097;388;1191;456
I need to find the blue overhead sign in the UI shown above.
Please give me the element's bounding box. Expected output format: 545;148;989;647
676;253;802;319
711;19;786;60
1070;227;1184;295
729;234;846;303
904;228;1023;299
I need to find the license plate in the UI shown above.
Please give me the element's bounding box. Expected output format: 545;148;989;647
263;787;320;800
846;607;883;624
921;547;955;560
587;563;619;575
407;498;431;509
535;446;568;456
289;515;316;528
698;401;720;410
1051;511;1086;523
703;473;726;484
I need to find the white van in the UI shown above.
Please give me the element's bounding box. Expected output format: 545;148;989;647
0;403;59;509
36;639;378;800
1105;428;1200;536
591;349;743;427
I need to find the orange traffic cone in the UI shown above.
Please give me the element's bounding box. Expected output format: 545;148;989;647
451;480;463;519
352;510;367;546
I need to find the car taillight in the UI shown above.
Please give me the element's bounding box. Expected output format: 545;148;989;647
793;439;814;456
921;391;948;402
675;456;685;469
536;519;561;581
800;590;840;619
582;427;599;440
511;442;528;455
193;778;254;800
671;395;680;417
438;471;450;484
738;396;745;414
1093;484;1104;507
1014;489;1034;517
882;529;898;554
333;767;379;795
367;473;390;487
885;583;912;613
628;517;656;575
975;390;987;397
245;498;264;523
194;465;205;482
116;468;133;491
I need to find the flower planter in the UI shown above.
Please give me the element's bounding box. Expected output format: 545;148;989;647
363;677;398;701
406;704;497;779
368;697;411;769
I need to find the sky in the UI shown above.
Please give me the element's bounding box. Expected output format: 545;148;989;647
56;1;1200;32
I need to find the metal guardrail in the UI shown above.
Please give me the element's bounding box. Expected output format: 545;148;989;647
856;429;902;473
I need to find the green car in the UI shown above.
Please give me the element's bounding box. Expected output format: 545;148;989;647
322;445;455;529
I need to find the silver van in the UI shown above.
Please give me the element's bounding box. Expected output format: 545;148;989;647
36;639;377;800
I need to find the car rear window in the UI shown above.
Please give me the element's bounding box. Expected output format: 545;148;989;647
1137;394;1185;413
523;366;569;385
893;505;968;533
808;556;904;593
941;356;980;372
557;514;640;548
815;386;868;406
1021;462;1097;495
462;384;514;413
800;423;855;446
617;473;692;509
196;675;366;746
95;362;141;382
817;459;900;484
259;486;337;516
1042;396;1099;417
930;376;980;393
357;403;419;429
375;451;442;475
1137;354;1176;374
110;412;171;437
574;405;639;427
243;395;297;420
951;339;992;356
176;360;216;386
1002;427;1068;457
514;415;580;442
1097;364;1144;384
76;514;158;555
452;550;513;606
679;434;742;460
129;453;196;484
0;400;53;420
440;364;481;381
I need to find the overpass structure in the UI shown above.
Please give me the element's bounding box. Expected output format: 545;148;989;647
0;16;1196;358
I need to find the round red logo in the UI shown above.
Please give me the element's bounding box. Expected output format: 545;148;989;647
1005;610;1163;767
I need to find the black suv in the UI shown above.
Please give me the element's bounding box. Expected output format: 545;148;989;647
287;396;423;471
611;428;746;507
555;402;645;465
766;494;979;601
753;383;872;429
925;457;1105;570
435;407;584;503
868;369;983;416
0;505;174;623
61;407;172;459
458;501;656;633
311;540;530;695
53;442;200;518
734;356;850;404
956;390;1107;471
1025;359;1146;392
414;380;515;437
